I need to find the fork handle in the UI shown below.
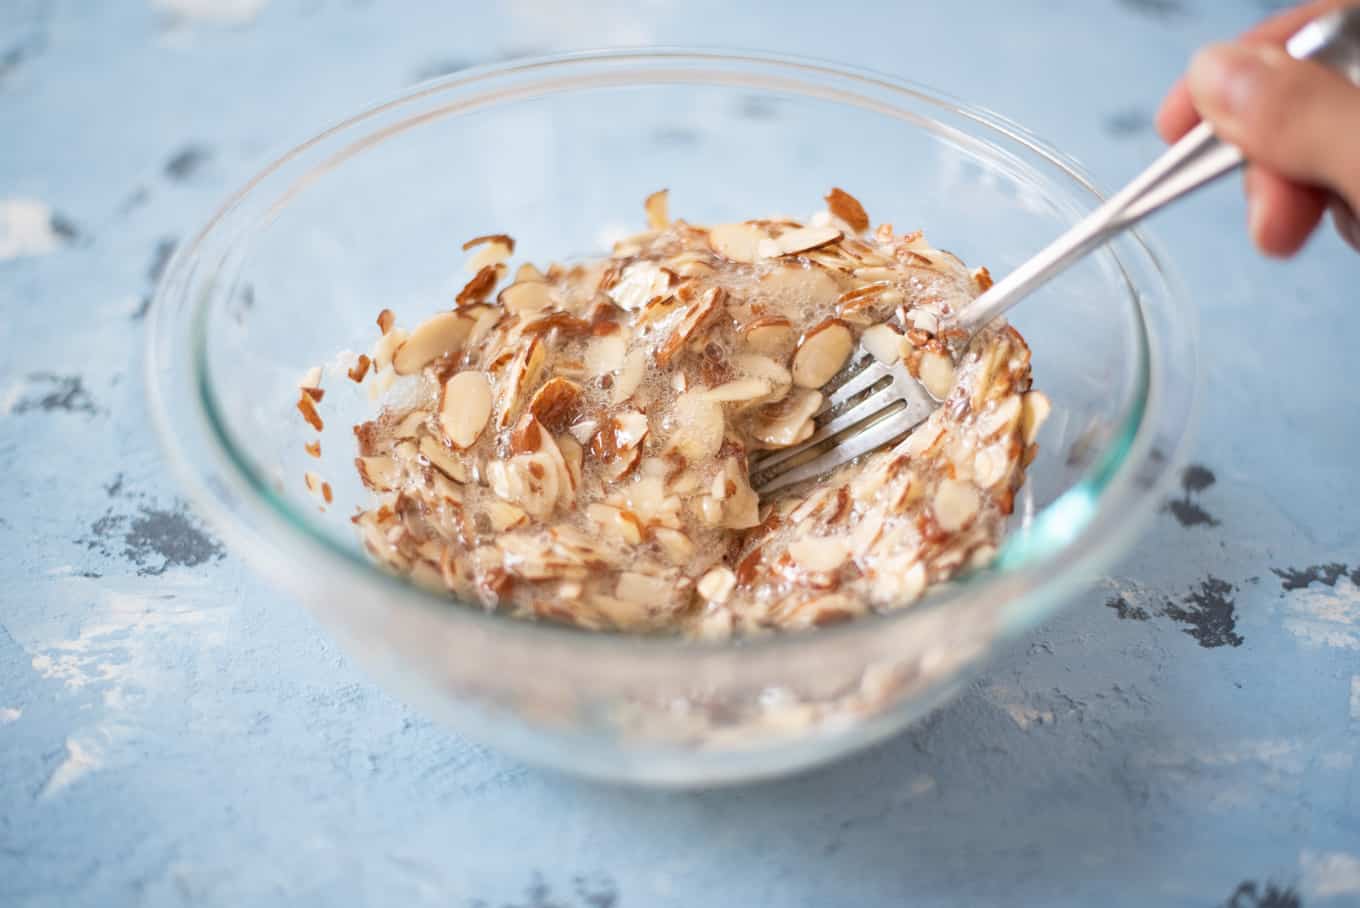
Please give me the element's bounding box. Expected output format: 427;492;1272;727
956;7;1360;336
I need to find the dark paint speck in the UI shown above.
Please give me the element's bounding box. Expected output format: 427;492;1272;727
1225;879;1302;908
1163;576;1242;648
1273;562;1357;591
164;145;211;181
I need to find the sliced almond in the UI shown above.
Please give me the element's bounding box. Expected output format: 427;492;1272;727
976;394;1022;438
750;388;822;447
789;536;849;573
644;189;670;231
371;327;408;372
697;566;737;604
298;365;323;391
652;527;695;564
861;323;903;364
584;333;627;376
527;377;583;433
466;305;502;349
901;421;945;458
439;371;492;449
668;392;725;461
825;187;870;233
933;478;980;532
657;285;725;367
612;410;649;448
465;239;513;274
612;349;646;404
483;499;528;532
757;264;843;308
908;309;940;335
498;280;554;314
731;352;792;401
616;571;671;605
767;225;842;256
393;311;473;374
455;264;503;307
347;354;372;383
557;433;584;492
608;260;671;311
741;316;795;356
707;222;766;263
972;266;993;291
701;377;773;405
356;456;400;492
792;319;853;389
1020;391;1051;445
509;413;547;455
918;350;955;400
419;435;470;482
376;308;395;335
515;262;545;283
972;443;1010;489
496;335;546;428
586;503;644;545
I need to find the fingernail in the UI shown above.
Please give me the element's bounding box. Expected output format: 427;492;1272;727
1187;43;1268;120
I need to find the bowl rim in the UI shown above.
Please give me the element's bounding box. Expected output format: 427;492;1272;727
146;47;1197;663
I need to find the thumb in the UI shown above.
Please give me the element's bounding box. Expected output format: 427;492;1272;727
1188;41;1360;208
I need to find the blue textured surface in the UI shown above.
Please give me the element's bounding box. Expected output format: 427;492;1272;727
3;1;1359;905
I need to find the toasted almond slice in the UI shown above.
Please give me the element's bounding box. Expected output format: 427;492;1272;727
972;443;1010;489
509;413;547;455
918;350;955;400
701;377;772;404
707;222;766;263
1020;391;1051;445
372;327;408;372
298;365;323;391
644;189;670;230
750;388;822;447
757;264;843;307
728;351;788;394
656;286;724;366
861;323;903;364
557;433;584;492
498;280;553;314
669;392;725;461
355;456;400;492
419;435;470;482
393;311;473;374
612;349;646;404
976;394;1022;438
456;264;503;307
613;410;649;448
651;527;694;564
601;443;643;482
439;371;492;449
608;260;671;311
789;536;849;573
825;187;870;232
515;262;545;283
741;316;795;356
568;418;599;446
496;335;546;428
697;566;737;604
527;377;583;434
584;334;627;376
465;305;502;349
347;354;371;383
376;308;395;335
616;571;672;604
972;266;993;291
510;451;559;519
933;478;980;532
483;499;528;532
465;239;513;274
849;511;886;556
586;503;644;545
901;421;945;458
792;319;853;389
462;233;516;254
908;309;940;335
296;393;324;431
770;225;842;256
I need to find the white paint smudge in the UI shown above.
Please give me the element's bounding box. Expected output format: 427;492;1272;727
151;0;271;24
0;707;21;725
908;774;936;796
1351;676;1360;721
1302;851;1360;899
41;736;102;797
27;585;228;795
0;199;60;260
0;381;21;416
1283;578;1360;650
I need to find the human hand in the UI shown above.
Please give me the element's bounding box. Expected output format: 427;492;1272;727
1156;0;1360;256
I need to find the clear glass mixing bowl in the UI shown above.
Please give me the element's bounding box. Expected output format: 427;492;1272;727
147;50;1196;786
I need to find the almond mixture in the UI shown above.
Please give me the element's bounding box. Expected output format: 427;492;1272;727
324;189;1048;638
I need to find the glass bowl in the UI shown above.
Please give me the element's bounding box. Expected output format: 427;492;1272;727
146;49;1196;786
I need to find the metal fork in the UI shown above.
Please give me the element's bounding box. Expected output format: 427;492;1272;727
753;7;1360;496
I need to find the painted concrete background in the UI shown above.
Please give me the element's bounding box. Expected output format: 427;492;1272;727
3;1;1359;905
